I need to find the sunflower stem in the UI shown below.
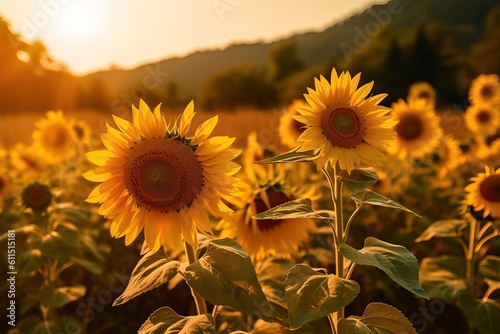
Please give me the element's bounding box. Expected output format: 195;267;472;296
184;241;208;315
324;164;345;330
465;219;478;297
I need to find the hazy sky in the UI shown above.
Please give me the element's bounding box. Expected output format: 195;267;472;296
1;0;386;75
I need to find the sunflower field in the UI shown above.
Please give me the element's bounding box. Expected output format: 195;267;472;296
1;66;499;334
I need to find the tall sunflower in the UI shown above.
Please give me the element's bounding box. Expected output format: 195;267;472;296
279;99;307;150
84;100;241;251
407;82;436;105
469;74;500;105
218;167;317;261
465;166;500;219
388;98;442;159
295;68;395;172
33;111;77;163
435;136;462;178
464;103;500;136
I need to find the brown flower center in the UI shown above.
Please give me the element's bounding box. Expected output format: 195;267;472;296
0;176;5;193
321;107;364;148
43;124;70;149
418;91;430;100
254;190;293;232
22;183;52;211
124;138;203;212
73;125;85;139
480;85;493;100
479;174;500;203
476;110;491;124
395;113;424;141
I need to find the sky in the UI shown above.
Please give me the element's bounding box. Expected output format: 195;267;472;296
1;0;387;75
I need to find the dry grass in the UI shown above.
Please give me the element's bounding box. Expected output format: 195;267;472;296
0;107;284;149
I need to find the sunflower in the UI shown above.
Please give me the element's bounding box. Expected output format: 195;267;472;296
33;110;77;163
465;166;500;219
469;74;500;105
464;103;500;136
388;98;442;159
10;144;48;178
0;170;12;213
279;99;307;150
407;82;436;105
83;100;241;252
295;68;395;172
218;166;317;261
370;169;392;196
242;132;278;183
435;136;463;177
72;119;92;146
470;136;500;164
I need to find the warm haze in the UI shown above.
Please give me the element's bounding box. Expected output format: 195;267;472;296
1;0;387;75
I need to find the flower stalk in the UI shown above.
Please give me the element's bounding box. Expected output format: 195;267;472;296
184;241;208;315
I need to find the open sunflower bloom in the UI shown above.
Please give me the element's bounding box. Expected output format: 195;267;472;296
295;68;395;172
466;166;500;219
83;100;241;252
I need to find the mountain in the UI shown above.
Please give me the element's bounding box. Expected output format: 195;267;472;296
78;0;498;106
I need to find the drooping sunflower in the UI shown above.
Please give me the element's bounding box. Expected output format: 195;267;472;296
464;103;500;136
83;100;241;251
465;166;500;219
218;166;317;261
33;110;77;163
295;68;395;172
388;98;442;159
407;82;436;105
469;74;500;105
279;99;307;150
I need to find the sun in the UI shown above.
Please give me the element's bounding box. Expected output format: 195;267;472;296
51;0;107;40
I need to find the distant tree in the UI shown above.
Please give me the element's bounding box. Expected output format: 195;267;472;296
164;80;182;108
200;64;278;110
407;25;439;84
471;5;500;74
269;41;305;82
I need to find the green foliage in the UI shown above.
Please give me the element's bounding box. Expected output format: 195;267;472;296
113;248;180;306
338;169;379;193
269;41;305;82
183;238;273;319
418;256;467;299
200;64;278;110
284;264;360;329
138;307;215;334
253;198;334;221
38;285;86;308
351;191;421;217
415;219;468;242
338;303;417;334
255;147;318;164
340;238;428;299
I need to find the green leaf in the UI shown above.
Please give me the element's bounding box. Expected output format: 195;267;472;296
338;169;379;193
339;238;428;299
113;248;180;306
479;255;500;282
253;198;333;220
183;238;273;319
351;191;421;217
39;227;78;262
0;224;38;242
419;256;467;299
337;318;373;334
17;249;43;278
71;256;103;275
458;293;500;334
255;147;318;164
415;219;468;242
285;263;360;329
351;302;417;334
38;285;86;308
138;307;215;334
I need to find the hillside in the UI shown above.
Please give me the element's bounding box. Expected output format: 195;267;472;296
78;0;498;101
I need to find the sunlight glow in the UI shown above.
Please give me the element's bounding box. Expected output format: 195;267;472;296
51;0;106;40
